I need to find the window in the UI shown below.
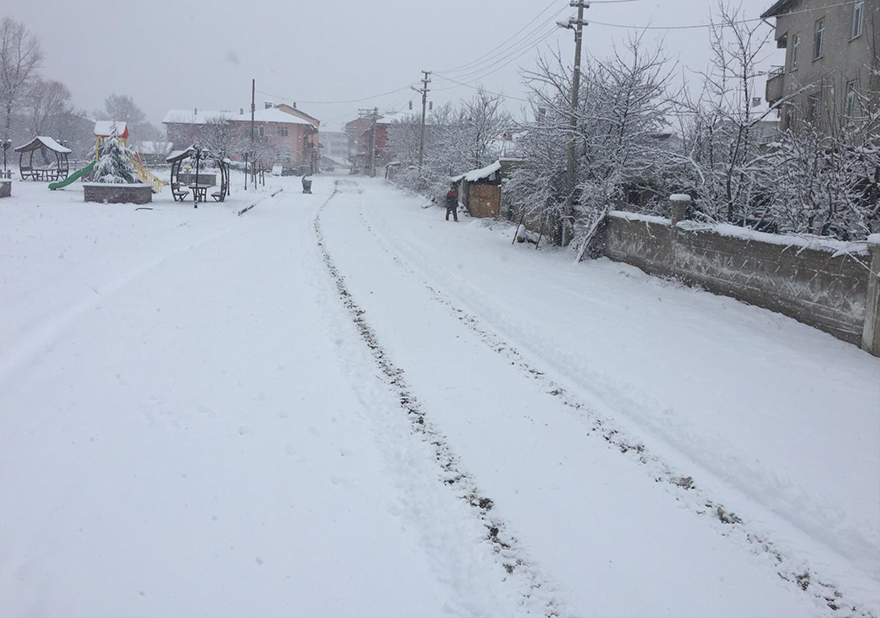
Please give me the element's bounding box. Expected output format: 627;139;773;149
852;0;864;39
791;33;800;70
257;125;265;138
276;126;289;137
813;18;825;60
846;80;859;122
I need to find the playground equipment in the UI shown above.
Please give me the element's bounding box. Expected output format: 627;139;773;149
93;121;166;193
14;136;71;181
48;122;167;193
49;161;95;190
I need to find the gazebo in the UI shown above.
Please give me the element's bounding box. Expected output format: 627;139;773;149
14;136;71;181
166;146;230;203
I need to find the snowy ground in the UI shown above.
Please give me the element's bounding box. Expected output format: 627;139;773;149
0;175;877;617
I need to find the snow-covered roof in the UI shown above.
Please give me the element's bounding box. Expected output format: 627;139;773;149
230;107;314;126
138;141;174;156
452;160;502;183
163;109;232;125
94;121;128;137
14;136;72;154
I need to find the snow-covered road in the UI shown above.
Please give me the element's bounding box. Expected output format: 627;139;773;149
1;176;878;616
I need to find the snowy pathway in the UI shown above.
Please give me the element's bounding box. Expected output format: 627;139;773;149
1;176;877;616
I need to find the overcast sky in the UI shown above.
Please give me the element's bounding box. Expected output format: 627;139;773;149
3;0;783;132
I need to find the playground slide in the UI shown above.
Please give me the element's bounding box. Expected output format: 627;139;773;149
130;156;167;194
48;161;95;190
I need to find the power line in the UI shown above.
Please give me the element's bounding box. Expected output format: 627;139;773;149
254;83;415;106
434;21;565;93
436;0;563;75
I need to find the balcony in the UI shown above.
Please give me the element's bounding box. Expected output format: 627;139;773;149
766;66;785;105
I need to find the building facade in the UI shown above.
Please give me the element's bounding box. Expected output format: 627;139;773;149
763;0;879;132
229;104;320;172
163;104;320;171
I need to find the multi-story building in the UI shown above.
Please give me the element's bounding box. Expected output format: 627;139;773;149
763;0;879;132
320;131;350;164
344;111;405;173
163;103;320;171
229;103;320;172
163;109;233;150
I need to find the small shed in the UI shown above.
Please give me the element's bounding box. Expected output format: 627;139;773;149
452;160;503;218
14;136;72;181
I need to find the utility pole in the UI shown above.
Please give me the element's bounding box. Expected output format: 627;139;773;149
250;79;256;190
412;70;431;173
358;108;380;176
557;1;589;246
370;107;378;178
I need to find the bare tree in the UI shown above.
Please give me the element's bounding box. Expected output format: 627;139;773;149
97;93;161;141
0;16;43;143
27;78;71;136
200;117;245;161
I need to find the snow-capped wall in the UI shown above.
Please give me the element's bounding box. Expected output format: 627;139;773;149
599;211;880;353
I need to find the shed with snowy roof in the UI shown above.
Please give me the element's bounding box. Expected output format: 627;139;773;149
451;159;524;219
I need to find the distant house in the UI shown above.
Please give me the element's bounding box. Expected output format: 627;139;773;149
229;103;320;172
163;103;321;172
162;109;233;150
762;0;879;133
320;131;350;162
345;111;405;173
137;141;174;165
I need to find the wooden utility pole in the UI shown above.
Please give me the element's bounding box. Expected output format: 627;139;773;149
370;107;378;178
412;71;431;172
250;79;256;190
558;1;588;246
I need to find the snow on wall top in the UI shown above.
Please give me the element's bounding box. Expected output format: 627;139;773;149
230;107;314;126
609;210;869;255
452;160;502;183
163;110;232;125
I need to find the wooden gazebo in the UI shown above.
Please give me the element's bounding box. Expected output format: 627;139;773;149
15;136;71;181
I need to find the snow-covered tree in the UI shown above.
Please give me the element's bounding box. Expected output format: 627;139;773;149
389;90;510;202
0;16;42;144
201;117;245;161
94;127;136;184
26;78;71;136
506;35;673;252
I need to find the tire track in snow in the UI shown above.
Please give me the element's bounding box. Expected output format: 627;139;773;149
355;196;874;618
315;180;562;618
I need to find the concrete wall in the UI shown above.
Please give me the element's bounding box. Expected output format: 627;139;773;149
83;183;152;205
597;211;880;354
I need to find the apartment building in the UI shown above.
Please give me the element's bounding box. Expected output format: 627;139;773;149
763;0;879;132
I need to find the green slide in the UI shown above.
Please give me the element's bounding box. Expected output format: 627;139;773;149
49;161;95;190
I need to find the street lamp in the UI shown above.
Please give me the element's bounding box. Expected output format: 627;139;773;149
192;144;203;209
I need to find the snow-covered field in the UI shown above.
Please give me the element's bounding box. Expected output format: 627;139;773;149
1;175;878;617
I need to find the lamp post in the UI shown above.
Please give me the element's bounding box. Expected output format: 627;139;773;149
193;144;203;209
2;139;11;179
557;1;589;246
